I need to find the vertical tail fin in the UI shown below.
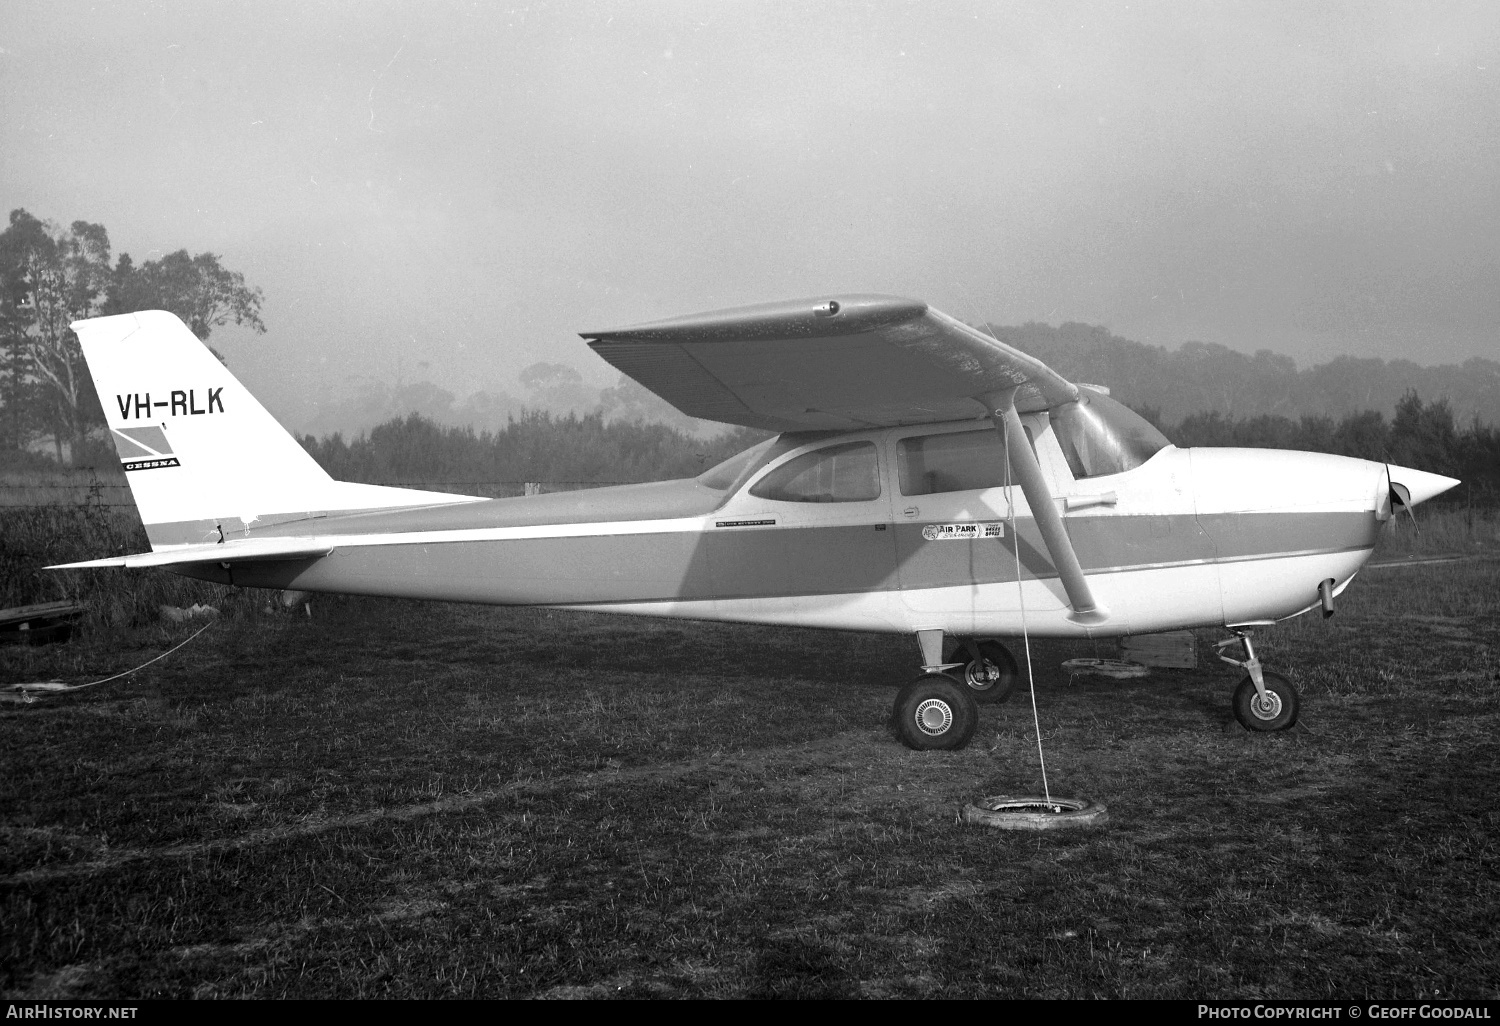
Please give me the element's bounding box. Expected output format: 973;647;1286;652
73;311;477;548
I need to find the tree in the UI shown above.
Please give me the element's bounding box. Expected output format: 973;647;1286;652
0;248;44;456
1389;390;1459;477
0;210;113;462
106;249;264;356
518;361;598;415
0;209;266;465
1330;410;1388;461
0;320;43;456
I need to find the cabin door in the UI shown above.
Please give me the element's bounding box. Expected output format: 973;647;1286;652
706;436;898;607
889;419;1066;618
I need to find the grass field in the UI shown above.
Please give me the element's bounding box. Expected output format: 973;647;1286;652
2;524;1497;998
0;469;133;510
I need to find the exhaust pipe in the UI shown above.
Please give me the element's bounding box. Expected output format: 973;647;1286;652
1319;578;1335;619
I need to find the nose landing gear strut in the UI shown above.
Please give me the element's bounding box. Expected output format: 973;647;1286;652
1216;630;1300;732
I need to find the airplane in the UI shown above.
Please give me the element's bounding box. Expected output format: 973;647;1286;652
57;296;1459;751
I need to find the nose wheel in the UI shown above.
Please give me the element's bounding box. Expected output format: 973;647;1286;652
1217;631;1300;732
1232;671;1298;730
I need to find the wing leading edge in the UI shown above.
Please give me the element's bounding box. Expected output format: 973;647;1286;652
582;294;1079;432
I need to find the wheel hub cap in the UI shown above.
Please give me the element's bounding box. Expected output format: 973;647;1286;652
915;698;953;735
1251;690;1283;720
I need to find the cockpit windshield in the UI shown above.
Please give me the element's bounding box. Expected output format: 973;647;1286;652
696;438;777;492
1049;387;1171;479
695;432;837;495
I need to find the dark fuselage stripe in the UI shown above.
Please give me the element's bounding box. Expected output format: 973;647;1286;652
176;510;1380;607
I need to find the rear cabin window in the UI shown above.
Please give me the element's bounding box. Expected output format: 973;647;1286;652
749;441;881;503
1049;388;1171;480
897;430;1006;496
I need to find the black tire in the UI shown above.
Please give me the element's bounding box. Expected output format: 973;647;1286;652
892;673;979;751
952;640;1019;705
1231;671;1300;732
961;795;1110;831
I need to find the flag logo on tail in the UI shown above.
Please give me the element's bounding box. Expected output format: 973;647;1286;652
111;426;180;472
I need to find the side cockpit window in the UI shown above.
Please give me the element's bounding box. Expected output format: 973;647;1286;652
897;430;1006;495
749;441;881;503
1049;387;1170;479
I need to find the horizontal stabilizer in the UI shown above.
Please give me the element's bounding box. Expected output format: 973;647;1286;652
49;538;334;570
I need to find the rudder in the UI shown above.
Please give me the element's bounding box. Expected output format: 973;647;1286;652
72;311;475;548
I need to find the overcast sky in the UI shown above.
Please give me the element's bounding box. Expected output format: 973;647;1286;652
3;1;1496;428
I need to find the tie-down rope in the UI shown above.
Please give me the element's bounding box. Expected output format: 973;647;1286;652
1003;418;1053;807
5;619;216;702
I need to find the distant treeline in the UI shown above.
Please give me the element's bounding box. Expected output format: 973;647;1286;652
297;391;1496;506
987;321;1500;427
298;412;770;496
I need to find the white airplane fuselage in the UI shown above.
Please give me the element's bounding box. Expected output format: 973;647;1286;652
63;306;1463;745
166;415;1422;640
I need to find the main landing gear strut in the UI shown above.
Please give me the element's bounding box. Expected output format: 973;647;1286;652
1217;630;1300;732
891;630;1021;751
893;628;1303;746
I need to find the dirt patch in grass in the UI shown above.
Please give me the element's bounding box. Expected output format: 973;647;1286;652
2;563;1497;998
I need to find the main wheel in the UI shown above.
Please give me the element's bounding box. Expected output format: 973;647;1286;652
1232;671;1300;732
892;673;979;751
952;640;1019;705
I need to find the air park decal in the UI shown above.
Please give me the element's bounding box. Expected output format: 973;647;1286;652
922;522;1006;541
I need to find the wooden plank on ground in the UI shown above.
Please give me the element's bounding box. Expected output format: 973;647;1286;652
0;601;87;628
1118;631;1197;668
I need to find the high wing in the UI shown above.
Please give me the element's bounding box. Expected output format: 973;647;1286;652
582;295;1079;431
585;294;1107;624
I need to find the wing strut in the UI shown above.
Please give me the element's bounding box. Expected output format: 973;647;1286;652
978;388;1108;626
